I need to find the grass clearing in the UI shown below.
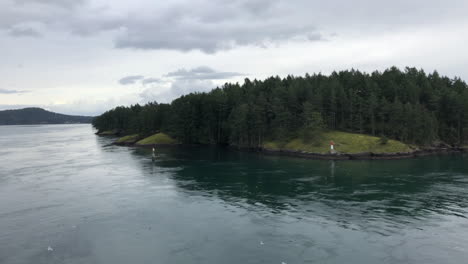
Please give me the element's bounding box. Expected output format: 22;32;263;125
264;130;412;154
116;134;140;144
136;133;178;145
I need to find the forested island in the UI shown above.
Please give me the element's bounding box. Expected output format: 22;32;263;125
93;67;468;159
0;108;93;125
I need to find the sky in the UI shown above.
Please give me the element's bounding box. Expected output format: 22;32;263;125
1;0;467;116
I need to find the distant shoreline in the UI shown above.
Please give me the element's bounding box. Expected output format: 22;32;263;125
0;123;91;126
0;108;93;126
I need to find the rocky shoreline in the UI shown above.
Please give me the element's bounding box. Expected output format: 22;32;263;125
125;143;467;161
260;146;468;160
98;132;467;160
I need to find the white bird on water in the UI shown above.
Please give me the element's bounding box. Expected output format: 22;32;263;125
47;246;53;252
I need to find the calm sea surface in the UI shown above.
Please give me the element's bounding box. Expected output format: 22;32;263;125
0;124;467;264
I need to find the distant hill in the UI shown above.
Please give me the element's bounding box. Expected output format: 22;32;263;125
0;108;93;125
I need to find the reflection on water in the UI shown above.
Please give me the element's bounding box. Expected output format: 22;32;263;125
0;125;467;264
145;147;468;233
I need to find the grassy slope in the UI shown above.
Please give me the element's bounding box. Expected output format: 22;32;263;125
264;130;412;154
116;134;140;143
136;133;178;145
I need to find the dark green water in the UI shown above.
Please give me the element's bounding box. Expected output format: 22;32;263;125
1;125;467;263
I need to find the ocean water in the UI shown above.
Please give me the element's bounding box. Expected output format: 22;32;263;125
0;124;467;263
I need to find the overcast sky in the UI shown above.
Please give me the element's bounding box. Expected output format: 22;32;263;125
1;0;467;116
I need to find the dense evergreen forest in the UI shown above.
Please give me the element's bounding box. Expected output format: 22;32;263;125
93;67;468;147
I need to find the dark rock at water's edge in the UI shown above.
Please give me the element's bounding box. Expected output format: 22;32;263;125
96;134;181;148
95;129;123;136
260;147;468;160
114;140;182;148
260;148;350;160
114;140;139;146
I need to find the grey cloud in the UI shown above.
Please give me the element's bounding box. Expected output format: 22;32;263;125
114;18;320;53
191;66;214;74
170;79;214;95
2;0;468;54
118;75;144;85
142;78;163;85
139;65;244;103
108;0;468;53
165;66;244;80
8;27;41;37
119;66;240;87
1;0;113;38
14;0;86;9
121;66;243;104
140;79;214;104
2;0;322;53
0;89;29;94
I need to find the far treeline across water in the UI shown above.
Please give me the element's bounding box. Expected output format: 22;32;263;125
93;67;468;149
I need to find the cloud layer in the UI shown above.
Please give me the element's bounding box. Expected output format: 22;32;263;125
118;75;144;85
126;66;246;103
0;88;29;94
8;26;41;37
6;0;467;53
1;0;468;115
112;0;322;53
165;66;244;80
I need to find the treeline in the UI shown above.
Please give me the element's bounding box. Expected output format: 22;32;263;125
93;67;468;147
